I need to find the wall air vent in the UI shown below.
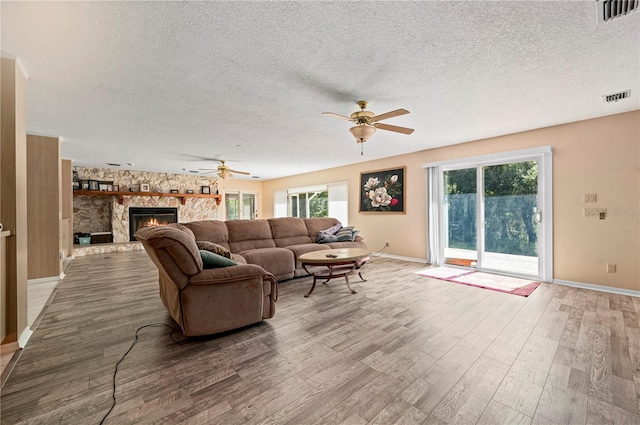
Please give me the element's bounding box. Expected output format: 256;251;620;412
602;90;631;103
597;0;639;24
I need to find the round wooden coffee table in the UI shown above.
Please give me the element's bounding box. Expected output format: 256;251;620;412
298;248;371;297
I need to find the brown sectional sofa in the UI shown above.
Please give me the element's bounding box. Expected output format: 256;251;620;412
135;217;365;336
183;217;367;281
135;224;278;336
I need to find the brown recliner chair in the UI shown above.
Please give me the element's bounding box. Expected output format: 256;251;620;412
135;224;277;336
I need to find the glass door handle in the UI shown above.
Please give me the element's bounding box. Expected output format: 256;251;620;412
535;211;542;223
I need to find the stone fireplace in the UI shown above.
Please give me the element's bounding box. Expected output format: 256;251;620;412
128;207;178;241
73;167;221;246
74;193;219;244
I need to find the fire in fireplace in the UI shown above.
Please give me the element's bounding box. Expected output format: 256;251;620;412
129;207;178;241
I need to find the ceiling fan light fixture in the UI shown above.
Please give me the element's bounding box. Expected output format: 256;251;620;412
349;124;376;143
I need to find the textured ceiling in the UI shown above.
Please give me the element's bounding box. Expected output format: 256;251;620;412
2;1;638;180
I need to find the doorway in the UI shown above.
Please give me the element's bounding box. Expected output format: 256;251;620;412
224;191;257;220
427;147;552;281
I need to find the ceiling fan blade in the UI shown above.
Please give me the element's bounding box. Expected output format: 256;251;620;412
199;168;218;171
375;123;415;135
371;109;410;122
229;169;250;175
322;112;353;121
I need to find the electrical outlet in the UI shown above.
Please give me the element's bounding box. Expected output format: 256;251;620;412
584;208;607;218
607;264;616;273
584;208;597;217
584;193;597;203
385;242;389;247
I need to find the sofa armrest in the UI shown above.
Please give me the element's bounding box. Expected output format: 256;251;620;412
263;271;278;302
188;264;272;286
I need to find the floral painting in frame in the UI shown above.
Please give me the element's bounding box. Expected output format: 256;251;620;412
359;166;406;213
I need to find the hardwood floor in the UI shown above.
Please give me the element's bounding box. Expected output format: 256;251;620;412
1;278;59;380
1;251;639;424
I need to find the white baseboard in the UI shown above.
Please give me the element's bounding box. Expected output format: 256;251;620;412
27;276;60;285
379;253;428;264
18;327;32;349
553;278;640;298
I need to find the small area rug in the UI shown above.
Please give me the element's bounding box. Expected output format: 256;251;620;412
416;267;540;297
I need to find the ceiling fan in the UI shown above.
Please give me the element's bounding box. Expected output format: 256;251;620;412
322;101;414;145
200;160;250;179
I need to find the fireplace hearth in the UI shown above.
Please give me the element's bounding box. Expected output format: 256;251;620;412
129;207;178;241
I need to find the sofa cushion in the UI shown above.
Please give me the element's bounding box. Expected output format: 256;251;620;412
327;240;368;250
183;220;230;249
232;253;248;264
226;220;276;252
199;250;237;268
196;240;232;258
168;223;196;240
268;217;313;247
239;247;294;279
286;243;331;262
304;218;341;241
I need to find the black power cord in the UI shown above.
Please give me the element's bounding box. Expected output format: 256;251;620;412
99;323;181;424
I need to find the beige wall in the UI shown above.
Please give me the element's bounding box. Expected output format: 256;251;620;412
263;111;640;291
263;157;428;258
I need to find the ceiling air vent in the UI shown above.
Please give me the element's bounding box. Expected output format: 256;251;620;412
597;0;639;24
603;90;631;103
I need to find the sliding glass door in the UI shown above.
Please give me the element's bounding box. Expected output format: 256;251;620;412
481;161;539;275
434;148;551;280
444;168;478;267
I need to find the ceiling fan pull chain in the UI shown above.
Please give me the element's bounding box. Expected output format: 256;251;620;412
361;143;364;156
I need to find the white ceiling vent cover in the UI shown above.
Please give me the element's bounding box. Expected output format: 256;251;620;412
597;0;639;23
603;90;631;103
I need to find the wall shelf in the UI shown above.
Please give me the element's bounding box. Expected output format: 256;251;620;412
73;190;222;206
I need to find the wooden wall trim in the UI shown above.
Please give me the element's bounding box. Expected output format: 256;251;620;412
27;135;60;279
1;57;29;345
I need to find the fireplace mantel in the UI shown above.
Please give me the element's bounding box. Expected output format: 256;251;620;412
74;190;222;205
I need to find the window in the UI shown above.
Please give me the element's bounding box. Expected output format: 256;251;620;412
224;191;257;220
289;191;328;218
274;181;348;225
226;192;239;220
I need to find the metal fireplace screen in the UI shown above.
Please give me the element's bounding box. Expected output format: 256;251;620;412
129;207;178;241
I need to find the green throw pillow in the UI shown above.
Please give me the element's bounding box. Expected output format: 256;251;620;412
199;250;237;269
